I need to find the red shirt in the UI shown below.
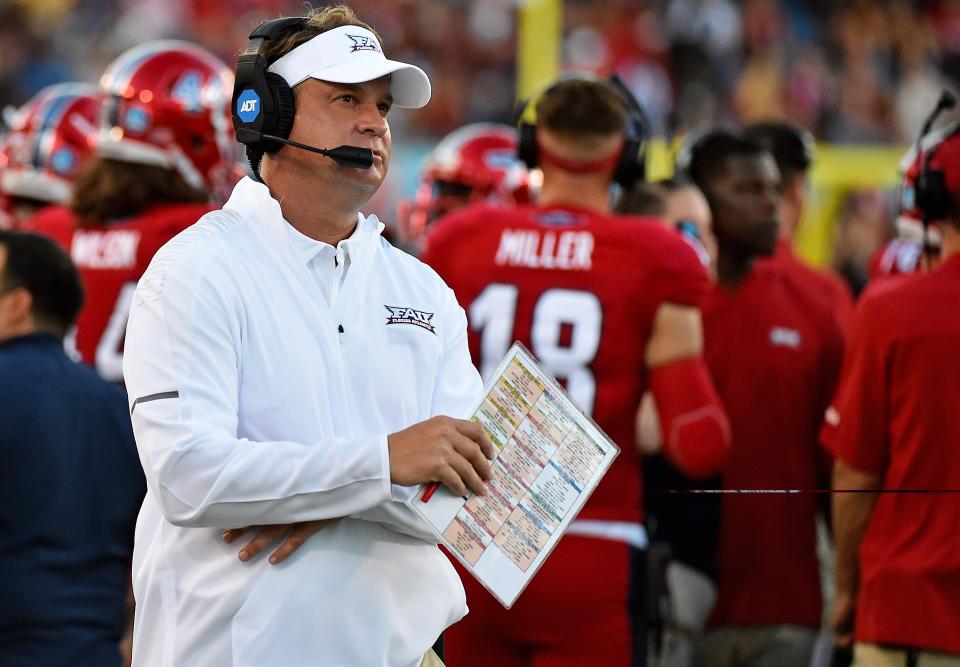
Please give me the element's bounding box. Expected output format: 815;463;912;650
705;263;844;628
422;203;710;523
26;203;211;382
824;254;960;654
762;239;855;336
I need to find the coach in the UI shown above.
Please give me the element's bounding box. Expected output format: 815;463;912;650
122;7;492;667
826;117;960;665
0;231;144;665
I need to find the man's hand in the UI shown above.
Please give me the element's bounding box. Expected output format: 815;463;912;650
388;416;494;497
222;519;339;564
830;589;857;648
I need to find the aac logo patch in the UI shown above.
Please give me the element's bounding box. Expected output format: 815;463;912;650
385;305;436;334
236;89;260;123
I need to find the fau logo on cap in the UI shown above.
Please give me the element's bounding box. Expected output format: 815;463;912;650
347;34;381;53
385;305;436;333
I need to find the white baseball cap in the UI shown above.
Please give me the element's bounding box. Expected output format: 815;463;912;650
268;25;431;108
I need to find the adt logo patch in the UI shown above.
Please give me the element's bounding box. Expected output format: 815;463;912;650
385;305;436;334
236;89;260;123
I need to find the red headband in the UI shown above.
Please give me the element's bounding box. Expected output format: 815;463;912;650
536;136;623;174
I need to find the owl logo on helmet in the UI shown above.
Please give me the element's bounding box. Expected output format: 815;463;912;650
396;123;533;251
96;40;243;203
0;82;100;210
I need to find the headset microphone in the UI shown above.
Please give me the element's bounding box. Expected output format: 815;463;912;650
235;128;374;169
920;90;957;138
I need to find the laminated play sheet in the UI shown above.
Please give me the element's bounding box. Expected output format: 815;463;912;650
412;342;619;608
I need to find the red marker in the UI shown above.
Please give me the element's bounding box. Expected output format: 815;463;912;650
421;482;440;503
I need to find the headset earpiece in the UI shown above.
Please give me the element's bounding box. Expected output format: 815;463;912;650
517;120;539;170
911;91;958;224
916;164;950;221
261;72;296;154
613;135;644;187
232;17;307;168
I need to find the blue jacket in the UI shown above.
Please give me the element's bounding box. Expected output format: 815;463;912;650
0;334;145;666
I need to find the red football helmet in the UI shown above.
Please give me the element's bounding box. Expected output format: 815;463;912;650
96;40;241;202
0;82;100;206
896;118;960;247
397;123;531;248
867;237;923;279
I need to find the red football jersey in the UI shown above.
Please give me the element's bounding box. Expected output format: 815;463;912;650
422;202;710;523
824;254;960;654
26;203;212;382
703;264;844;628
762;239;855;336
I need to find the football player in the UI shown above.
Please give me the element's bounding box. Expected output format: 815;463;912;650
27;41;241;382
396;122;530;253
424;76;730;667
0;82;100;227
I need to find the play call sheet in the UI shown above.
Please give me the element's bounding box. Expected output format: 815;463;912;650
413;343;619;608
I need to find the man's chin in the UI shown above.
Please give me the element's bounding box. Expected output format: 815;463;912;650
338;168;385;193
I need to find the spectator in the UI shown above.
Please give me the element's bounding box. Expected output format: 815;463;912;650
0;230;145;666
685;130;844;667
424;75;729;666
825;121;960;667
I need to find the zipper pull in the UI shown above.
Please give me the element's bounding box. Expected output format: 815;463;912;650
338;324;344;343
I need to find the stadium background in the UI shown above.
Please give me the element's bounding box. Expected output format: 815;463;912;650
2;0;958;288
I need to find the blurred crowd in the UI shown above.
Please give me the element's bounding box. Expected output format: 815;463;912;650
3;0;960;142
4;0;960;283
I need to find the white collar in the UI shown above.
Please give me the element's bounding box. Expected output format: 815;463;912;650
224;177;385;266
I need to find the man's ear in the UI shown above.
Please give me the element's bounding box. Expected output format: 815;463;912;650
787;174;807;208
4;286;34;323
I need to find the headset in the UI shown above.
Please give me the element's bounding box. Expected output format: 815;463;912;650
515;73;649;188
914;90;958;224
231;17;373;177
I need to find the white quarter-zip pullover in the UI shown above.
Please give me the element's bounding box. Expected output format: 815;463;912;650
123;177;483;667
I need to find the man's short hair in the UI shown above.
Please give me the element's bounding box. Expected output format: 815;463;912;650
685;130;770;197
536;78;628;140
0;230;84;336
261;5;381;66
744;121;813;182
616;182;666;216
